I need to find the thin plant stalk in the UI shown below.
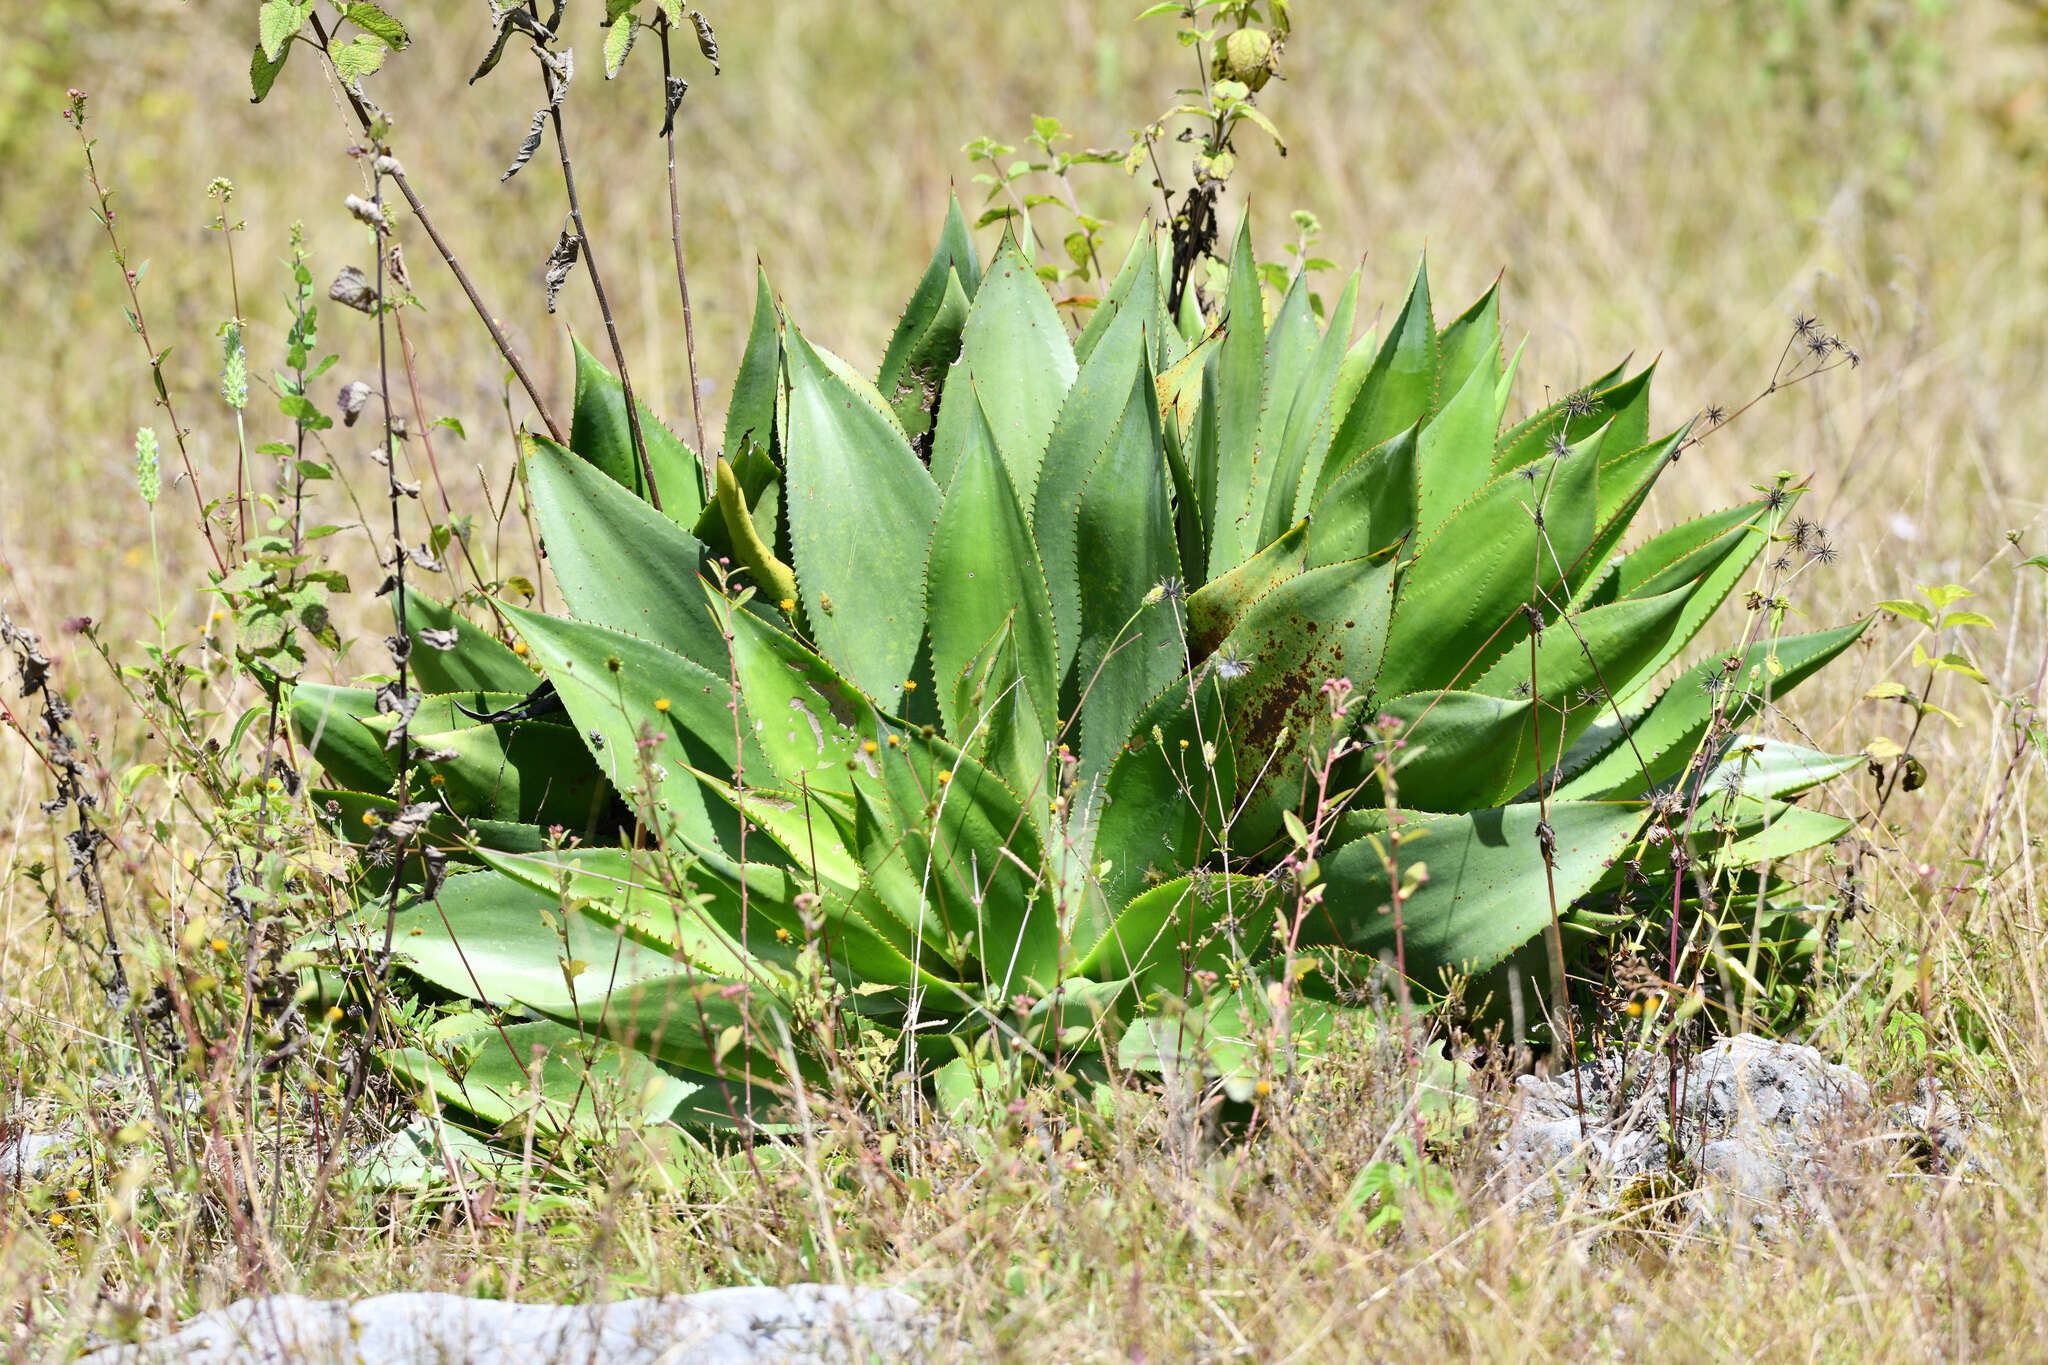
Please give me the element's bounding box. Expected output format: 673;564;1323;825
659;20;712;490
307;12;567;445
540;56;663;510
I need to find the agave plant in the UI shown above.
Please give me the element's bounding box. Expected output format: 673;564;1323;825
294;202;1864;1130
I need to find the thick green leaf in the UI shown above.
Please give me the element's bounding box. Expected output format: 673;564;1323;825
569;337;705;524
708;457;799;609
289;683;394;793
1705;801;1854;874
1232;269;1322;558
316;789;547;859
928;237;1075;502
1306;424;1417;566
948;616;1053;818
927;392;1059;741
525;437;726;672
723;600;882;800
1081;872;1281;996
504;606;747;850
878;194;980;434
723;267;782;475
1700;737;1865;802
1415;339;1507;539
1375;427;1604;700
1436;278;1502;401
1185;518;1308;661
1322;256;1437;481
1071;360;1184;784
867;729;1063;994
1598;504;1778;703
1215;555;1399;840
1383;584;1699;811
1206;215;1268;578
1074;229;1169;370
409;719;610;831
375;869;715;1006
1495;362;1653;473
1565;424;1691;603
389;1019;691;1139
1554;620;1872;799
1037;254;1166;676
400;594;534;696
1089;671;1237;933
1259;269;1360;548
1315;801;1647;984
781;326;940;710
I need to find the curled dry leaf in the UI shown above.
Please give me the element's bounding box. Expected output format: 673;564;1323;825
337;380;372;427
690;9;718;72
329;266;378;314
661;76;688;137
543;228;582;314
502;110;547;183
343;193;389;229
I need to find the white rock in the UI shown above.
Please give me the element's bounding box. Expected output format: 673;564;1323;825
1493;1033;1872;1229
0;1130;75;1185
79;1285;933;1364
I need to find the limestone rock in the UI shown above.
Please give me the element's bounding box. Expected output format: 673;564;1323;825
0;1129;76;1186
78;1285;933;1364
1493;1033;1872;1229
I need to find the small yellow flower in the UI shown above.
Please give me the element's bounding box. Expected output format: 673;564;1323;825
779;598;795;612
209;938;229;954
210;610;224;623
326;1005;345;1023
936;769;952;785
655;698;671;712
903;680;918;692
1254;1079;1272;1098
362;811;381;826
512;639;529;656
862;740;878;754
886;735;901;748
48;1212;67;1228
428;774;445;786
775;927;791;943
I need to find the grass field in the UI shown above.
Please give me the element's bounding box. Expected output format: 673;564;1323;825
6;0;2048;1359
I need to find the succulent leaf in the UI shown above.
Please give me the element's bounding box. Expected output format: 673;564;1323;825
781;325;940;709
928;236;1076;502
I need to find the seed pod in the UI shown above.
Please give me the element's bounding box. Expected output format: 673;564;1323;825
1211;27;1277;91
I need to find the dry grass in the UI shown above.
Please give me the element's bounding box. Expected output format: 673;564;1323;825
5;0;2048;1360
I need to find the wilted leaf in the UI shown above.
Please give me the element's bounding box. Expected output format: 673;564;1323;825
501;110;548;183
690;9;719;71
329;266;378;313
542;229;582;314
